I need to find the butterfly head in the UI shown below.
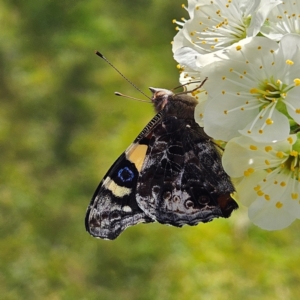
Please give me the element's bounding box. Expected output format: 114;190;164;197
149;87;198;118
149;87;173;112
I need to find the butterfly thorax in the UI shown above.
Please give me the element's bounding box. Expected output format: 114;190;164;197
149;87;198;119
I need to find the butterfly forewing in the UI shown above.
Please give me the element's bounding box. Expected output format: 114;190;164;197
85;114;163;239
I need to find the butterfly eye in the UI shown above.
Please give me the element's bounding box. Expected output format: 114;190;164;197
185;200;194;209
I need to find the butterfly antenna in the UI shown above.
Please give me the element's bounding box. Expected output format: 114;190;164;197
175;77;208;95
114;92;151;103
95;51;151;100
172;80;202;91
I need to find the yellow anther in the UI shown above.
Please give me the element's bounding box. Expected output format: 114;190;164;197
276;201;283;208
286;59;294;65
257;190;264;196
250;145;257;150
276;151;284;158
294;78;300;86
266;118;273;125
290;150;298;157
249;88;258;94
292;193;298;199
254;185;261;191
265;146;272;152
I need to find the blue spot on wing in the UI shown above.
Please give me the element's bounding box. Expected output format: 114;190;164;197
118;167;134;182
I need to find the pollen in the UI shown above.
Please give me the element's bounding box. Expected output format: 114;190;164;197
244;168;254;176
276;151;284;158
265;146;272;152
249;145;257;150
290;150;298;157
257;190;264;196
254;185;261;191
236;45;242;51
265;118;273;125
250;88;258;94
292;193;298;200
264;194;270;201
276;201;283;209
286;59;294;65
294;78;300;86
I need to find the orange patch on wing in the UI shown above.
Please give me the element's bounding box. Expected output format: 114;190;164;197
127;144;148;172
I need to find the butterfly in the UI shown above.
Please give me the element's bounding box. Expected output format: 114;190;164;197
85;86;238;240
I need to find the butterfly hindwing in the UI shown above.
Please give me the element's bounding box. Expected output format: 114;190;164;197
136;115;237;226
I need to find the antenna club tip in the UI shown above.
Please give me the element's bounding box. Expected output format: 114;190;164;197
95;51;104;58
114;92;122;96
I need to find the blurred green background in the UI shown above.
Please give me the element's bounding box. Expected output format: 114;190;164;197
1;1;300;299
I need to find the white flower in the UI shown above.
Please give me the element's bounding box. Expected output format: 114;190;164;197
223;134;300;230
173;0;280;58
175;64;208;126
201;34;300;143
261;0;300;41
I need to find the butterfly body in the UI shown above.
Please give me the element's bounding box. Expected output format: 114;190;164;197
85;87;238;240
